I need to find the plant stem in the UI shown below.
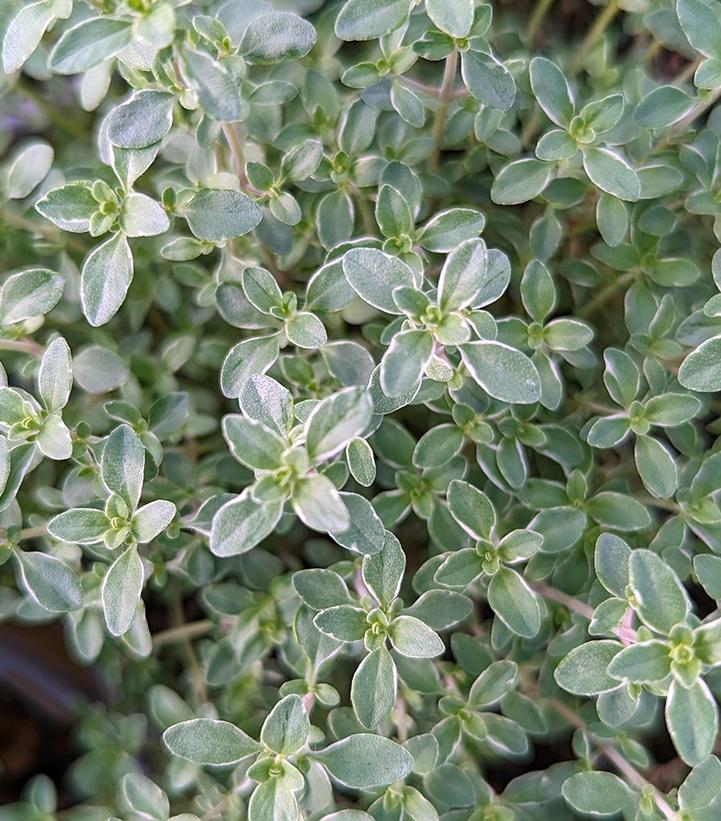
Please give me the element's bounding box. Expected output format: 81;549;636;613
429;50;458;171
573;0;621;72
578;270;637;320
527;0;554;44
222;123;249;190
153;618;213;649
0;338;44;357
1;207;88;254
546;697;680;820
167;598;209;705
532;581;638;643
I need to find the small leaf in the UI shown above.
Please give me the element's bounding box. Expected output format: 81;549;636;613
163;719;261;766
102;543;144;636
582;147;640;202
666;679;719;766
240;12;316;64
80;232;133;327
351;645;397;729
305;387;373;462
314;734;413;788
460;341;541;404
487;567;541;638
50;17;133;74
15;550;82;613
182;189;262;242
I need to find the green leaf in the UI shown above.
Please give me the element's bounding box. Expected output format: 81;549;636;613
313;605;368;642
582;147;640;202
102;543;143;636
180;51;244;122
461;50;516;111
677;0;721;60
438;238;487;312
102;424;145;511
595;533;631;598
362;531;405;605
380;329;434;397
222;415;285;470
330;492;385;555
132;500;175;544
554;640;623;695
342;248;416;314
2;0;57;74
260;695;309;755
4;140;54;200
607;640;671;683
413;424;464;469
293;568;351;610
80;232;134;327
562;772;632;816
376;185;413;239
629;549;689;634
163;719;261;766
351;645;397;729
403;590;472;630
389;615;444;658
305;387;373;462
447;479;495;540
210;493;283;556
529;57;574;128
38;337;71;413
335;0;410;41
240;375;293;436
106;91;174;149
491;158;553;205
679;336;721;392
666;679;719;766
417;208;485;253
182;189;262;242
285;312;327;349
487;567;540;638
434;548;484;587
49;17;133;74
426;0;474;37
469;660;518;707
47;508;110;544
120;193;169;238
293;474;349;533
121;773;169;821
240;12;316;64
36;182;97;233
635;85;696;128
0;269;64;325
346;437;376;487
14;550;82;613
634;435;678;499
460;341;541;404
221;336;280;399
314;734;414;788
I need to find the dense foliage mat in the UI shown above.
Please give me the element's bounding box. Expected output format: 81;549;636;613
4;0;721;818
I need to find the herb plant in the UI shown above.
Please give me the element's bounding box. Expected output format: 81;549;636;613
3;0;721;818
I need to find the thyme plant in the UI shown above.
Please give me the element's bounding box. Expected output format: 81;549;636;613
3;0;721;818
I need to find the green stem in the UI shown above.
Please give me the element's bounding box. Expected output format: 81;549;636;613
572;0;621;72
527;0;554;44
1;207;88;254
577;270;637;320
429;49;458;171
153;618;213;649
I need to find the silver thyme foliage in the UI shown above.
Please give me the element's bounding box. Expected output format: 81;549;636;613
2;0;721;819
